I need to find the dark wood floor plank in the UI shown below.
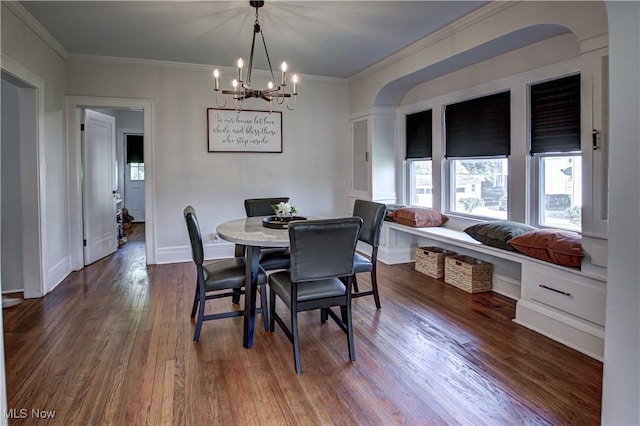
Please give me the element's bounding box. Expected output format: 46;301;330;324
2;223;602;425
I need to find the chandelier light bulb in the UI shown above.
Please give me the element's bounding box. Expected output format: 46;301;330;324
213;69;220;90
237;58;244;68
232;79;238;89
281;61;288;72
268;81;274;90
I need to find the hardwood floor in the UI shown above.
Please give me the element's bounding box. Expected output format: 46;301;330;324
3;223;602;425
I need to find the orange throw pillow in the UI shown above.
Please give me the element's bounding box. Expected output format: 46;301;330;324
508;229;584;267
389;207;448;228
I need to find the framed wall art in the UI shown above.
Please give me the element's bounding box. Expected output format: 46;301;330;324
207;108;282;153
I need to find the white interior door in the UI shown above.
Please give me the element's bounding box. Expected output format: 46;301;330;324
124;134;145;222
82;109;117;265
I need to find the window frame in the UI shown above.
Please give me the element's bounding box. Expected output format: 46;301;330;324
528;73;582;231
404;109;433;208
443;91;511;219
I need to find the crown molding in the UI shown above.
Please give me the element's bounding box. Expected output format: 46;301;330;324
66;53;346;84
348;1;518;83
4;1;69;61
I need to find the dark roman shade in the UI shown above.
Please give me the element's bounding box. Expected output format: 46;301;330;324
406;109;432;159
445;91;510;158
530;74;581;154
126;134;144;164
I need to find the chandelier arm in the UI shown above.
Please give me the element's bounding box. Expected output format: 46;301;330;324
247;21;259;84
215;91;228;108
259;29;278;84
286;95;297;111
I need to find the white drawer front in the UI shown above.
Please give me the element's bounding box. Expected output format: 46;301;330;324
522;265;606;326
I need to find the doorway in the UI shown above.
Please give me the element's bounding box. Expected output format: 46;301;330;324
67;97;155;269
1;64;45;299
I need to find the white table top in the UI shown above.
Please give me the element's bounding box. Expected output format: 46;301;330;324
216;216;292;247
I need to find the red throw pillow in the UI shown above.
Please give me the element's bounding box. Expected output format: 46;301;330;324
507;229;584;267
389;207;448;228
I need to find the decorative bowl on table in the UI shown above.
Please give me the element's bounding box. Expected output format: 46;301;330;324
262;215;307;229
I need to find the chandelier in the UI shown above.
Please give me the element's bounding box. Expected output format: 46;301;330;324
213;1;298;112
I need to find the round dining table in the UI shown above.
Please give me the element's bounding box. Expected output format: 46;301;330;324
216;216;294;348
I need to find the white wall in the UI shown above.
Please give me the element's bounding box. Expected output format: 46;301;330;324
65;60;351;263
1;3;69;291
1;79;23;293
602;2;640;424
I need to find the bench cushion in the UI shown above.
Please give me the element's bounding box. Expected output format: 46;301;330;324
464;220;536;251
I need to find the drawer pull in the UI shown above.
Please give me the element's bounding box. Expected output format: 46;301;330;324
539;284;571;297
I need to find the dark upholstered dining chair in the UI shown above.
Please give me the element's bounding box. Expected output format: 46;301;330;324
268;217;362;374
351;199;387;309
183;206;268;342
234;197;292;272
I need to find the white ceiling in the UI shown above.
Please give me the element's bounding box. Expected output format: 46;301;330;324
19;1;493;79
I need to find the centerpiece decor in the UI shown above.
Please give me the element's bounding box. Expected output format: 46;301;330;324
262;201;306;229
273;201;297;218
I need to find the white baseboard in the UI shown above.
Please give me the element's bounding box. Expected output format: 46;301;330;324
514;299;604;361
45;256;71;296
155;241;235;264
378;246;412;265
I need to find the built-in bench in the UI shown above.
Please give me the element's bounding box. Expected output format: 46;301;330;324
376;219;606;361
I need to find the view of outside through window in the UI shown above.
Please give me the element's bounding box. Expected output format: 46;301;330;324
451;158;508;219
130;163;145;181
408;160;433;207
539;155;581;231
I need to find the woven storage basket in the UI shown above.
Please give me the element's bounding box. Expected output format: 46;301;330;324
444;255;493;293
415;246;457;279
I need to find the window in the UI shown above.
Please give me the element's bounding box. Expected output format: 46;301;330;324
126;134;145;181
451;158;508;219
530;74;581;231
537;155;581;230
445;92;510;218
406;110;432;207
129;163;145;181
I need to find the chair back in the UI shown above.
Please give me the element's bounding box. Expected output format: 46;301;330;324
353;199;386;248
183;206;204;265
288;217;362;283
244;197;290;217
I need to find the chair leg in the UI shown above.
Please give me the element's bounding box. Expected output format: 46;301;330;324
371;268;381;309
320;308;328;324
232;288;241;304
352;274;360;293
269;288;276;332
190;279;199;319
291;305;302;374
345;303;355;362
193;287;206;342
260;284;269;331
340;305;348;323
